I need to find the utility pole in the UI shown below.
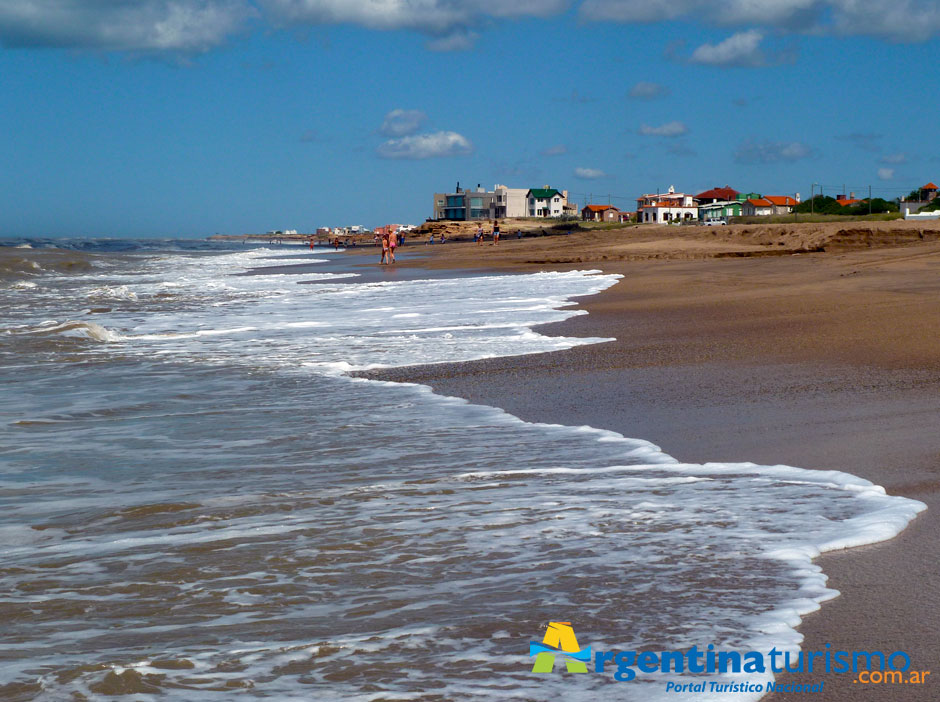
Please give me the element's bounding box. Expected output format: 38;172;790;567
869;185;872;216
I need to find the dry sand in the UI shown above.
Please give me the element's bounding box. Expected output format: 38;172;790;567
355;220;940;699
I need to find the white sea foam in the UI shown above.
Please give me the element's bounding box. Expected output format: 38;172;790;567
0;245;926;702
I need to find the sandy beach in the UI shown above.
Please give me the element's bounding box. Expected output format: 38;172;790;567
364;221;940;699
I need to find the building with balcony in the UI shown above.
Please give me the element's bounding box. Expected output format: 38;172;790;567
433;184;497;221
494;185;528;218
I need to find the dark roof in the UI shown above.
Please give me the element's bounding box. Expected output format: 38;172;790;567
695;186;740;200
528;188;560;199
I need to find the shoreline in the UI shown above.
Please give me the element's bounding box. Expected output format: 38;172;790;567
360;236;940;700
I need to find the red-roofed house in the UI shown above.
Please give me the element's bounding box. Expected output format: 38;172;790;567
695;186;740;204
743;198;773;217
922;182;938;201
581;204;621;222
743;196;799;216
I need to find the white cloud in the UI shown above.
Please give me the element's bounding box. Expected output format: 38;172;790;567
690;30;765;67
377;131;472;159
261;0;568;43
878;167;895;180
639;121;688;137
575;167;606;179
542;144;568;156
734;139;814;164
6;0;938;55
579;0;940;41
0;0;255;52
629;81;670;99
379;109;427;137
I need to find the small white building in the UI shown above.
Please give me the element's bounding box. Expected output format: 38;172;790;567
527;187;568;217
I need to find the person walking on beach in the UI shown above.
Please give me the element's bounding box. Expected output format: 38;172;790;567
381;232;390;264
492;220;500;246
476;224;484;245
388;229;397;264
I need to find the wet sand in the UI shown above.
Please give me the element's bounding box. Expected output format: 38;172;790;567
363;234;940;700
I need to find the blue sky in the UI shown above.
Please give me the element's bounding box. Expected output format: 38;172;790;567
1;1;939;237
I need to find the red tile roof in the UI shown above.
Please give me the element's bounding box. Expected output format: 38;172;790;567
746;198;772;207
695;186;739;200
764;196;798;206
584;204;619;212
923;182;939;190
836;198;862;207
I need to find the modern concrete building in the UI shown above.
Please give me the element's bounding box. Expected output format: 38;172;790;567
494;185;528;218
432;184;497;221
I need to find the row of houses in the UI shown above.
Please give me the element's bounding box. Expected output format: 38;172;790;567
433;183;577;221
579;186;801;224
431;182;803;225
433;181;940;225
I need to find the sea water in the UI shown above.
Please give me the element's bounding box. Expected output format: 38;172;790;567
0;240;925;701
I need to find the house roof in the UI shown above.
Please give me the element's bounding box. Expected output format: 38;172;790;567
836;198;862;206
923;182;939;190
528;188;560;199
764;196;798;206
746;198;773;207
643;201;697;208
695;186;739;200
583;204;619;212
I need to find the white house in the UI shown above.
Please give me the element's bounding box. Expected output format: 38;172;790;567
527;187;568;217
637;186;697;223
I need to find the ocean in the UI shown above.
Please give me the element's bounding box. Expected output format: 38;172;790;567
0;239;926;701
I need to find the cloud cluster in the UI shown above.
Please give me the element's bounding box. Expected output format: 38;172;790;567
377;131;472;160
579;0;940;41
0;0;255;52
734;139;814;164
4;0;939;54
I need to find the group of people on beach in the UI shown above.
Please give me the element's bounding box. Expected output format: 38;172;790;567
379;230;404;264
475;220;500;246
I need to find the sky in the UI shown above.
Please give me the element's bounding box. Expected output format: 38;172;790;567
1;1;939;237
